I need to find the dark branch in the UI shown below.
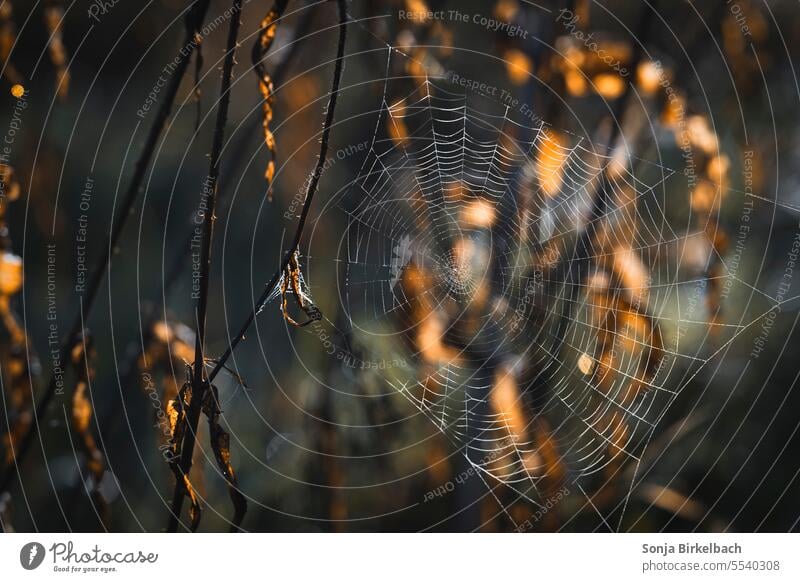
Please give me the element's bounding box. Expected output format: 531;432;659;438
0;0;212;497
167;0;244;532
207;0;348;385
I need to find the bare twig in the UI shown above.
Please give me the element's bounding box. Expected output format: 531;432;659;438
207;0;348;385
82;8;317;518
167;0;244;532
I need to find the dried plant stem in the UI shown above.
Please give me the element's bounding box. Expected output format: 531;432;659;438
207;0;348;385
0;0;212;497
167;0;244;532
86;8;317;508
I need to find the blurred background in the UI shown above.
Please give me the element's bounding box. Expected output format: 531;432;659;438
1;0;800;532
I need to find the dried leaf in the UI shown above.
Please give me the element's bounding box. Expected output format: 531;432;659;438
183;474;202;532
504;49;533;86
204;385;247;530
280;252;322;327
253;3;288;201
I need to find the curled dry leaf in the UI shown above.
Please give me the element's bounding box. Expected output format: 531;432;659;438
203;385;246;530
167;379;191;470
183;474;202;532
167;378;202;531
252;1;289;200
280;252;321;327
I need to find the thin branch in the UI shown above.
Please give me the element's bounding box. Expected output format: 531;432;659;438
0;0;212;497
167;0;244;532
207;0;348;385
75;10;318;519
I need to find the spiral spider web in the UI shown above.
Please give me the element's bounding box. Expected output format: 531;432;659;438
313;46;744;510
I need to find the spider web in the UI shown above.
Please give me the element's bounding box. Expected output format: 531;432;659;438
305;44;759;513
